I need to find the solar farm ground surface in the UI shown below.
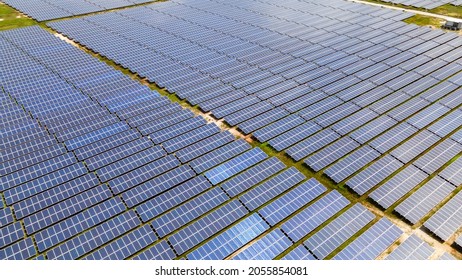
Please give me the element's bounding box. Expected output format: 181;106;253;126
1;0;462;260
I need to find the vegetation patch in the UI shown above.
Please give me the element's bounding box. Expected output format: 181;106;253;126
0;4;37;31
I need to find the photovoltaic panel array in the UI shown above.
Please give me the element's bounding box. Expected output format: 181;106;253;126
47;0;462;235
385;235;435;260
0;25;365;260
3;0;462;259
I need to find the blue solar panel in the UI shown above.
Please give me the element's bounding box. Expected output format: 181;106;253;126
65;122;130;150
162;123;221;153
332;218;402;260
13;173;100;219
281;245;317;260
253;114;305;143
269;121;322;152
347;155;403;195
240;167;305;211
122;165;196;208
0;238;36;260
4;163;88;205
0;152;77;192
175;131;235;163
189;139;251;174
423;191;462;241
205;148;268;185
136;175;211;222
187;214;269;260
23;184;112;234
137;108;193;135
96;145;166;182
168;200;248;255
0;222;24;248
132;240;176;260
149;116;206;144
47;210;140;260
369;165;427;209
73;129;141;161
259;178;327;226
85;138;153;171
281;190;350;242
109;155;180;194
305;137;360;172
304;204;375;259
286;128;341;161
325;145;380;183
232;229;292;260
152;187;229;237
385;235;434;260
84;224;157;260
35;197;125;252
0;207;14;228
0;144;66;176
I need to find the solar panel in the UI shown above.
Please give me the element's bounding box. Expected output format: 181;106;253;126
259;178;327;226
232;229;292;260
349;115;397;144
304;203;375;259
424;191;462;241
84;224;157;260
13;173;100;219
0;153;77;192
332;218;402;260
132;240;176;260
0;144;66;176
35;197;125;252
47;210;140;260
150;116;206;144
281;190;350;242
305;137;360;172
240;167;306;211
347;155;403;195
268;121;322;152
96;146;166;182
4;163;88;205
0;222;24;248
439;157;462;187
151;187;229;237
175;131;235;163
0;238;36;260
414;139;462;175
85;138;154;171
168;200;248;255
108;155;180;194
439;252;457;260
286;129;341;161
221;157;286;197
281;245;317;260
369;122;418;154
0;207;14;228
122;165;196;208
390;130;441;164
136;176;211;222
187;214;269;260
385;235;434;260
205;148;268;185
369;165;427;209
428;110;462;139
189;139;251;174
23;184;112;234
325;145;380;183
